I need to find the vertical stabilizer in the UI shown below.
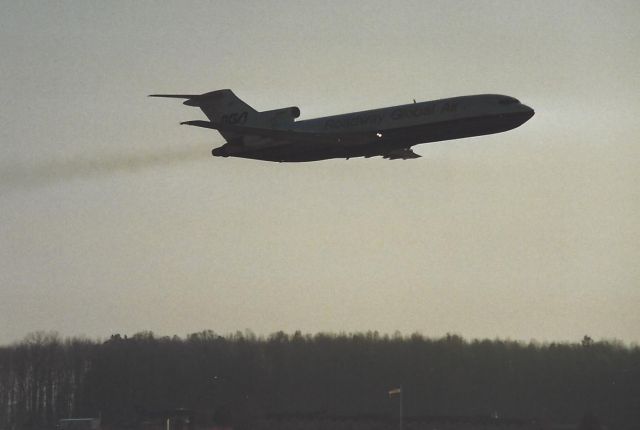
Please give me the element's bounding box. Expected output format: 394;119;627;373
184;89;257;123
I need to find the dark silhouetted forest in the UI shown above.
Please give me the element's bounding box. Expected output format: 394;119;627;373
0;331;638;429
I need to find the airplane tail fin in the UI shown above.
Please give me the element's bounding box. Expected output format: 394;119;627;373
150;89;257;122
151;89;258;141
199;90;257;120
150;89;300;142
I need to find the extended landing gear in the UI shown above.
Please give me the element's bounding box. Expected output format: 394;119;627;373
382;148;421;160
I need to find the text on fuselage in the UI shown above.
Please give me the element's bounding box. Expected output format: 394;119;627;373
323;102;458;129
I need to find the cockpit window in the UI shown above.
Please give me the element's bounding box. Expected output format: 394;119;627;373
499;97;519;105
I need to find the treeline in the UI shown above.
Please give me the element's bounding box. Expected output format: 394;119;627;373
0;331;638;429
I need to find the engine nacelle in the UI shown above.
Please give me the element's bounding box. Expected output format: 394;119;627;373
257;106;301;126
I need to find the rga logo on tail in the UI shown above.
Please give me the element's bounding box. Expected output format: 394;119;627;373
221;112;249;125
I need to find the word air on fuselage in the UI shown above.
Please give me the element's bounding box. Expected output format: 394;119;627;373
149;89;534;162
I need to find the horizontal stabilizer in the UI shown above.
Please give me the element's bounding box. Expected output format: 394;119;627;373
181;120;218;129
149;94;199;99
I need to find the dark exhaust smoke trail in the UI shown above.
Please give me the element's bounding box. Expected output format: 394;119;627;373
0;147;207;189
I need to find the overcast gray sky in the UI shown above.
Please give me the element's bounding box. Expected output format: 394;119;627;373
1;1;639;345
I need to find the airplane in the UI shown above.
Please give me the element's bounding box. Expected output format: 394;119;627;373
149;89;534;162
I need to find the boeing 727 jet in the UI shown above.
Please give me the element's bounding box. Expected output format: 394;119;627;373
150;89;534;162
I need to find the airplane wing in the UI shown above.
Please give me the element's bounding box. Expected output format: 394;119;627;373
182;120;420;160
180;120;378;145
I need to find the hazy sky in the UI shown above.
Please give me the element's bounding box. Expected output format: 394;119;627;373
1;1;639;345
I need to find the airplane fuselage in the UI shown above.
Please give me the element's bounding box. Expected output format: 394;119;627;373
218;95;533;162
151;90;534;162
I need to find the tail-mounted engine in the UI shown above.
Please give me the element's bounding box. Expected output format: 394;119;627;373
257;106;301;127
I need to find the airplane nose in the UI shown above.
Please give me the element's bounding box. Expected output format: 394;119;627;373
522;104;535;119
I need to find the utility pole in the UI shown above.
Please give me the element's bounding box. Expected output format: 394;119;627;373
399;385;403;430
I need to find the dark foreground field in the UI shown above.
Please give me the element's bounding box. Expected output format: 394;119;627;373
1;331;638;430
